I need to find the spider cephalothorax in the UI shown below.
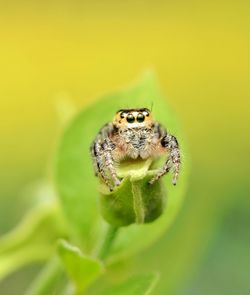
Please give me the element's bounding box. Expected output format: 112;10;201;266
91;108;180;191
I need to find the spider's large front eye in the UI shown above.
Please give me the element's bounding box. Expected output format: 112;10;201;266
137;113;145;123
126;113;135;123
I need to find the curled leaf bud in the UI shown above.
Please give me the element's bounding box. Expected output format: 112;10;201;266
99;159;167;227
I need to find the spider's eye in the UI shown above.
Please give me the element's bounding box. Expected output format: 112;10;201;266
126;113;135;123
137;113;145;123
120;112;126;119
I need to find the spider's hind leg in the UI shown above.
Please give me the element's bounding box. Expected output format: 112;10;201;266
149;133;181;185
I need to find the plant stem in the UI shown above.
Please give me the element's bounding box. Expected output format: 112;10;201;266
98;225;118;260
132;181;145;224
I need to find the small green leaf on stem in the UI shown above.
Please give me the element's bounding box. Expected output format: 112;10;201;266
57;240;103;294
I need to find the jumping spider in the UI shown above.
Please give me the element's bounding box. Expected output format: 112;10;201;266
90;108;181;191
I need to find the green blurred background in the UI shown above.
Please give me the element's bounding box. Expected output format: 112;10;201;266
0;0;249;294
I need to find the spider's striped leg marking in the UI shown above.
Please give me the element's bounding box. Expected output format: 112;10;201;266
91;123;120;191
149;133;181;185
90;143;98;177
91;141;113;191
102;139;121;188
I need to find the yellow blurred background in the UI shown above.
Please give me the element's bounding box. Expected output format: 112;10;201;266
0;0;250;294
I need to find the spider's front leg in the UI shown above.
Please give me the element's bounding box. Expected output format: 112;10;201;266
91;140;113;191
149;132;181;185
91;124;121;191
102;139;121;189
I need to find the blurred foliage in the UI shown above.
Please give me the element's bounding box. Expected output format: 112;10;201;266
0;204;67;280
0;0;250;294
88;273;159;295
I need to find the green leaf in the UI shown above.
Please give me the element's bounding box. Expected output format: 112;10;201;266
54;71;189;259
89;273;159;295
57;240;103;294
0;205;67;280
